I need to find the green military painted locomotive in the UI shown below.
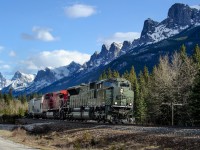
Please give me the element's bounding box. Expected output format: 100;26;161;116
29;78;134;123
65;78;134;123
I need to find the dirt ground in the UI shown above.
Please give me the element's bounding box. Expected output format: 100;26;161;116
0;119;200;150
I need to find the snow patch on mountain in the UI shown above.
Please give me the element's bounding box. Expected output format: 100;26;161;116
21;61;81;94
147;25;188;44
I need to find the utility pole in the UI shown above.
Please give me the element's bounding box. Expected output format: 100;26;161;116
162;102;183;126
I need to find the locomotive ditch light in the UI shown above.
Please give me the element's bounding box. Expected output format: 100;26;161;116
115;102;117;105
120;88;123;93
129;103;132;106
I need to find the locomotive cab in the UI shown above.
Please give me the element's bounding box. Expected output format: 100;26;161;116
102;78;134;123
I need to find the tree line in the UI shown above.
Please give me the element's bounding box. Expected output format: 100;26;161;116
0;90;42;117
99;44;200;126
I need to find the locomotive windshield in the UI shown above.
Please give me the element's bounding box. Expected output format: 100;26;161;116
103;81;117;88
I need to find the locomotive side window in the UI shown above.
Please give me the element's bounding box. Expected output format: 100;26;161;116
90;82;95;89
120;82;129;87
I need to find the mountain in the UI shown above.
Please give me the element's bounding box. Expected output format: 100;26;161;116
135;3;200;45
39;25;200;94
84;42;122;70
83;3;200;71
1;71;35;93
20;61;81;95
20;3;200;95
3;3;200;96
0;72;11;90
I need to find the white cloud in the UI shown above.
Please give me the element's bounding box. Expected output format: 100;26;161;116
65;4;96;18
0;46;4;52
98;32;140;45
9;50;16;57
190;5;200;10
19;49;90;72
22;26;58;42
0;64;10;69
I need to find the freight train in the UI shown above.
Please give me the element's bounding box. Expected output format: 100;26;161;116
28;78;134;123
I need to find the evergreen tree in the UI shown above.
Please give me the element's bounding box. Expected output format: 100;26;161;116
122;70;129;80
189;70;200;125
143;66;149;83
107;68;113;79
99;70;107;80
180;44;187;60
193;44;200;68
134;79;140;121
128;66;137;90
0;91;3;100
113;70;120;78
20;95;27;104
136;71;148;123
8;88;13;100
3;94;10;105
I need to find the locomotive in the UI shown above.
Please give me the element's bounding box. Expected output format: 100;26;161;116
28;78;134;123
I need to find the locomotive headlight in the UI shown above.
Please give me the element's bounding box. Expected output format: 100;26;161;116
129;103;132;106
120;88;123;93
115;102;117;105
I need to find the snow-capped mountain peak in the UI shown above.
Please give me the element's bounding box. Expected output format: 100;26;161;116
132;3;200;46
12;71;35;82
1;71;35;94
23;62;81;95
0;72;11;90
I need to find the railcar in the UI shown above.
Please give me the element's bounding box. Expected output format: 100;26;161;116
43;90;68;119
28;78;134;123
28;96;44;118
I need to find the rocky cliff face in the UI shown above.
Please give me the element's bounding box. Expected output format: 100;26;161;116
85;42;122;69
167;3;197;27
136;3;200;45
84;3;200;71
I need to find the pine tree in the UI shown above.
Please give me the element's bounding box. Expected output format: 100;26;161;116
193;44;200;68
180;44;187;60
189;70;200;125
128;66;137;90
0;91;2;100
143;66;149;83
134;79;140;121
3;94;10;105
122;70;129;80
136;71;148;123
113;70;120;78
107;68;113;79
101;70;107;79
8;88;13;100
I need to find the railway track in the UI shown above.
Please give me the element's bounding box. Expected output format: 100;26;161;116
17;118;200;130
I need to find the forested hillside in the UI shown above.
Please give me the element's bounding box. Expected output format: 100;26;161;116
100;44;200;126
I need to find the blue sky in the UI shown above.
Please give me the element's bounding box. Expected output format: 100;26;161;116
0;0;199;78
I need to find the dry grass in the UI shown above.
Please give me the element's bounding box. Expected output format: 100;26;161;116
0;125;200;150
